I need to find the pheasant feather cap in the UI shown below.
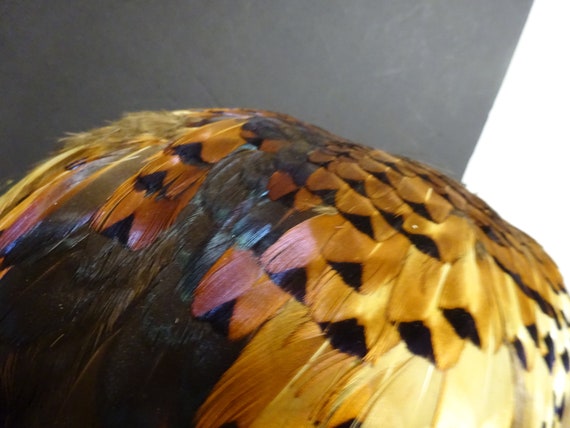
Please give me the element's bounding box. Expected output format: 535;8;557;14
0;109;568;427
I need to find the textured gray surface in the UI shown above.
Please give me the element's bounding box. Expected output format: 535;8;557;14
0;0;532;182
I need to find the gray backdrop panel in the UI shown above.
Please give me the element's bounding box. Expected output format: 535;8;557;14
0;1;532;182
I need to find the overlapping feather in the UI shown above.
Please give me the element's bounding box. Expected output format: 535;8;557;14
0;109;568;427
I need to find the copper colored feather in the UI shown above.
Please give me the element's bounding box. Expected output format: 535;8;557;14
0;109;568;427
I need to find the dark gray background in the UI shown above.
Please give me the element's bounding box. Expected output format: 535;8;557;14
0;1;532;183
